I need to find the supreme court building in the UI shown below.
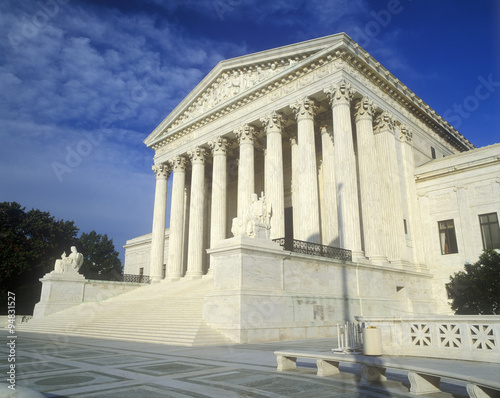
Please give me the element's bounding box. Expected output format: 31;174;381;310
124;33;500;339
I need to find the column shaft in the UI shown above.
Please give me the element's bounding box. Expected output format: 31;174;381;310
320;124;339;247
325;81;362;254
262;112;285;239
209;137;229;248
186;148;206;278
235;124;256;218
290;135;300;240
291;97;321;243
166;156;187;280
150;164;170;282
355;97;387;262
373;112;406;262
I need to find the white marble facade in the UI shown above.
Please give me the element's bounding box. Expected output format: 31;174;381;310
124;33;500;315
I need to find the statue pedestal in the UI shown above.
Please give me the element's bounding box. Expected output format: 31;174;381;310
204;236;290;343
33;271;87;318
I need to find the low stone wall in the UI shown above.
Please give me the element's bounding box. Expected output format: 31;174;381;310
356;315;500;364
204;236;438;344
33;272;143;318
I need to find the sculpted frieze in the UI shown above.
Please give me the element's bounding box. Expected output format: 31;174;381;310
166;58;303;132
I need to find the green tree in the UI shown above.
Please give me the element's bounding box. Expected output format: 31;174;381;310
446;250;500;315
0;202;78;314
77;231;123;280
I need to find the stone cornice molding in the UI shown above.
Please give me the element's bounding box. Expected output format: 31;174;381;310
187;147;206;164
169;156;187;172
234;124;256;145
152;163;170;179
354;96;375;121
290;97;318;121
415;155;500;182
260;111;286;135
208;136;230;156
147;33;474;153
374;111;395;134
324;80;355;107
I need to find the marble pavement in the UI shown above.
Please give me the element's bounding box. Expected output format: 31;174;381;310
0;332;473;397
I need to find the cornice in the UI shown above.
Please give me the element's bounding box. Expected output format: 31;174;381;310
147;33;475;153
414;154;500;182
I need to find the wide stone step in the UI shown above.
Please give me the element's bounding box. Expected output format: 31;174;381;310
23;277;231;346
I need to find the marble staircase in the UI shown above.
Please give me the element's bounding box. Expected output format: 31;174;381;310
19;277;232;346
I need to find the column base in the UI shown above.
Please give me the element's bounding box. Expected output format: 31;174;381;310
367;254;390;266
164;276;181;282
184;274;203;280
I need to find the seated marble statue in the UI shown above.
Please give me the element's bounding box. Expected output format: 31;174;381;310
232;192;271;239
54;246;84;274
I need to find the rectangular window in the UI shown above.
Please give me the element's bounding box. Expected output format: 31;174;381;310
479;213;500;250
438;219;458;255
139;267;144;283
403;219;408;235
431;146;436;159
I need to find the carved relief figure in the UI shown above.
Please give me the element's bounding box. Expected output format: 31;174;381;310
54;246;84;274
232;192;271;239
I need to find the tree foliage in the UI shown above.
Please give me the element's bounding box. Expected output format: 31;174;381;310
0;202;123;314
0;202;78;313
446;250;500;315
77;231;122;280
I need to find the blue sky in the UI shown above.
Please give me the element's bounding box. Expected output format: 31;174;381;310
1;0;499;264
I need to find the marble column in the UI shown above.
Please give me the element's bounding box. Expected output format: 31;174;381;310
290;97;321;243
289;134;300;240
185;147;206;279
324;80;362;255
166;155;187;281
150;163;170;282
319;123;339;247
261;111;285;239
354;97;387;263
373;112;406;262
400;125;425;265
209;136;229;249
235;124;256;218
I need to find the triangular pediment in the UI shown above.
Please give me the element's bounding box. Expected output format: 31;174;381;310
145;33;347;147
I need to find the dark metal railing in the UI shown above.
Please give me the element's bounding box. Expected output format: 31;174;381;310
273;238;352;261
89;273;151;284
122;274;152;284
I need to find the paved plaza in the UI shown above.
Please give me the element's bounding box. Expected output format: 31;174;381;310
1;332;471;397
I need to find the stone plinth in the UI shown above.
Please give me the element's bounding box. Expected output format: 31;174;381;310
33;272;142;318
33;271;87;318
204;236;438;344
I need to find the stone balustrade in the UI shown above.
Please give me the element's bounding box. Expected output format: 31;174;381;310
356;315;500;364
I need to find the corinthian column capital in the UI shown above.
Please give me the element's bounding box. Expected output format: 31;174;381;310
169;155;187;172
234;124;256;145
354;96;375;122
209;136;230;155
400;124;413;144
324;80;355;107
152;163;171;179
290;97;317;121
374;111;395;134
260;111;286;134
188;147;206;164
